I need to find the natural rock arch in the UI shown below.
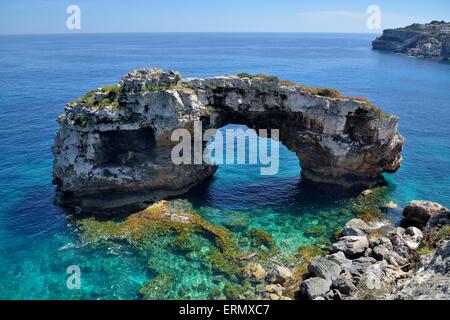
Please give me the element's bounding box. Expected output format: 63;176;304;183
53;68;404;214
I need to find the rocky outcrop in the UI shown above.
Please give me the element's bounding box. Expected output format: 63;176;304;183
373;21;450;60
390;240;450;300
403;200;448;227
297;200;450;300
53;68;403;214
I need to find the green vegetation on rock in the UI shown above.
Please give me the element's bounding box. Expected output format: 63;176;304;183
421;224;450;249
305;225;326;237
236;72;280;82
236;72;254;79
245;228;277;252
304;87;343;98
75;84;122;110
139;273;174;300
353;96;389;118
351;187;388;223
74;116;88;128
76;200;281;298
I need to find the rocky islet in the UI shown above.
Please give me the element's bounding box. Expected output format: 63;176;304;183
53;68;404;214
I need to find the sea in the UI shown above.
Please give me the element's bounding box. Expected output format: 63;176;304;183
0;33;449;299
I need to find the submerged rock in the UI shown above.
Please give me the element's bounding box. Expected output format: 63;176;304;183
270;266;294;285
244;263;267;283
53;68;403;214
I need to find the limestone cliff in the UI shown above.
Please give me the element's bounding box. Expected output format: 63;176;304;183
373;21;450;60
53;68;404;214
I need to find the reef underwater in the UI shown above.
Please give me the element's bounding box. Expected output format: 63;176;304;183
74;188;394;299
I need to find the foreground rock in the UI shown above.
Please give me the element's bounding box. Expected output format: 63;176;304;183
297;200;450;300
300;277;332;299
332;236;369;256
389;240;450;300
53;68;403;214
403;200;448;227
342;218;371;236
373;21;450;60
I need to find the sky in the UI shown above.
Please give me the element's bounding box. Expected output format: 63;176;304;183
0;0;449;34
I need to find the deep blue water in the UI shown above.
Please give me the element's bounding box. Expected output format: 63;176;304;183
0;33;449;299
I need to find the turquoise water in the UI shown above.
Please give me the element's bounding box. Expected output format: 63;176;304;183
0;33;449;299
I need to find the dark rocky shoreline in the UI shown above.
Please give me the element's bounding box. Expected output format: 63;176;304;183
373;21;450;60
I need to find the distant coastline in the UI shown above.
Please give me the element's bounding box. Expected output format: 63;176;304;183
372;21;450;61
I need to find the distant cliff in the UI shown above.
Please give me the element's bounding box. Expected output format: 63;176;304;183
372;21;450;60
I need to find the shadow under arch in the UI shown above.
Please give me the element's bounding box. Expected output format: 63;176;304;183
184;123;363;213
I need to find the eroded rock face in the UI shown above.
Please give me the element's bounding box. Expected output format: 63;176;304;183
53;68;403;214
372;21;450;60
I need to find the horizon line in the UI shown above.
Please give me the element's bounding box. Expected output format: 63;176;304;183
0;31;383;36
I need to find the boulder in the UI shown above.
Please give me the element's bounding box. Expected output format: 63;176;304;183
403;200;448;226
326;251;352;271
368;235;393;250
396;227;406;236
394;244;412;258
385;201;398;209
342;219;371;237
332;272;357;296
388;251;408;266
308;257;342;281
300;277;332;300
379;237;394;250
405;226;423;241
390;233;404;246
270;266;294;284
267;293;280;300
349;257;377;281
359;263;386;291
324;289;342;300
373;245;390;261
404;239;420;251
426;211;450;228
263;284;284;297
332;236;369;256
244;263;266;282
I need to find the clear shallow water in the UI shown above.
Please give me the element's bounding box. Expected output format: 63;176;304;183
0;33;449;299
